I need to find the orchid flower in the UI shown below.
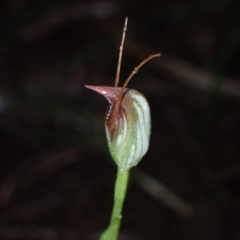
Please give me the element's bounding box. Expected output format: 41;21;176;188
85;17;160;240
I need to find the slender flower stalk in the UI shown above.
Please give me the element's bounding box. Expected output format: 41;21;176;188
85;18;160;240
99;169;129;240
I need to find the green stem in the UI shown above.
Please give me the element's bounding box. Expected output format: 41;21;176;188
100;168;130;240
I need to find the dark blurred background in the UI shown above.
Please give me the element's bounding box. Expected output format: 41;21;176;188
0;0;240;239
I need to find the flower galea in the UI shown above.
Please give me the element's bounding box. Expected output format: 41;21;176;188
85;85;151;170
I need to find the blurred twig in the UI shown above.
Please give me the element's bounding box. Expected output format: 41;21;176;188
123;37;240;97
0;148;81;205
132;169;194;218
